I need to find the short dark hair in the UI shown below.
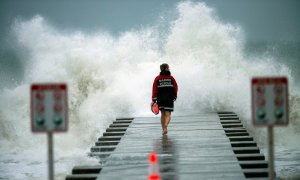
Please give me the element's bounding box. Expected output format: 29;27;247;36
160;63;169;71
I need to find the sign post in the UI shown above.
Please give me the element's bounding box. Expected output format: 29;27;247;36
268;126;274;180
251;77;288;180
48;132;54;180
31;83;68;180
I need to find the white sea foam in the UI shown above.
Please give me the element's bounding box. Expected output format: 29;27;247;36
0;1;299;179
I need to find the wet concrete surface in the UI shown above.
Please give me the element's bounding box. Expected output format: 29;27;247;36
96;113;246;180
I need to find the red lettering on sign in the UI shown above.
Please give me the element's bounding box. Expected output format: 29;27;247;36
274;96;283;106
256;85;265;94
274;84;283;94
31;84;67;91
53;103;63;113
36;103;45;113
256;97;266;106
36;91;45;100
53;91;62;100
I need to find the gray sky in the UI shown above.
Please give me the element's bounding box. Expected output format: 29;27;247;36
0;0;300;87
0;0;299;43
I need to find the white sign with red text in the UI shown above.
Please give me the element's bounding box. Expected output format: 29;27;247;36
31;83;68;132
251;77;288;126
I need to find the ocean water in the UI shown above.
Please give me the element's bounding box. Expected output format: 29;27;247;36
0;1;299;179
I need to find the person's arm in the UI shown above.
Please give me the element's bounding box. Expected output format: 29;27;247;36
152;77;158;102
172;77;178;101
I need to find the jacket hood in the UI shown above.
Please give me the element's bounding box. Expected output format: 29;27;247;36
160;70;171;76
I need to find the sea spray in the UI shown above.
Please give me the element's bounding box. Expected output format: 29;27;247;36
0;1;299;179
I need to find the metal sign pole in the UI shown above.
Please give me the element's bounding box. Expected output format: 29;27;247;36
48;132;54;180
268;126;274;180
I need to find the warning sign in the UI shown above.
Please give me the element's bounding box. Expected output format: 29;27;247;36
31;83;68;132
251;77;289;126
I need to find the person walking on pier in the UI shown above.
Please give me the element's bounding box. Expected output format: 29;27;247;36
152;63;178;135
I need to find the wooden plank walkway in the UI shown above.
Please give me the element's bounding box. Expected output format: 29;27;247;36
66;112;270;180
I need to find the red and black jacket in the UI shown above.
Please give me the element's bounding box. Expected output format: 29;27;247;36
152;71;178;102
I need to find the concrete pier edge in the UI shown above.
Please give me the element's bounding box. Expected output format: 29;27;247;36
65;117;133;180
217;112;270;178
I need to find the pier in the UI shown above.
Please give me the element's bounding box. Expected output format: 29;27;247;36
66;112;270;179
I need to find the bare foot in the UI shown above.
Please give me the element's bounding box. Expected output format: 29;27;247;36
162;128;168;135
